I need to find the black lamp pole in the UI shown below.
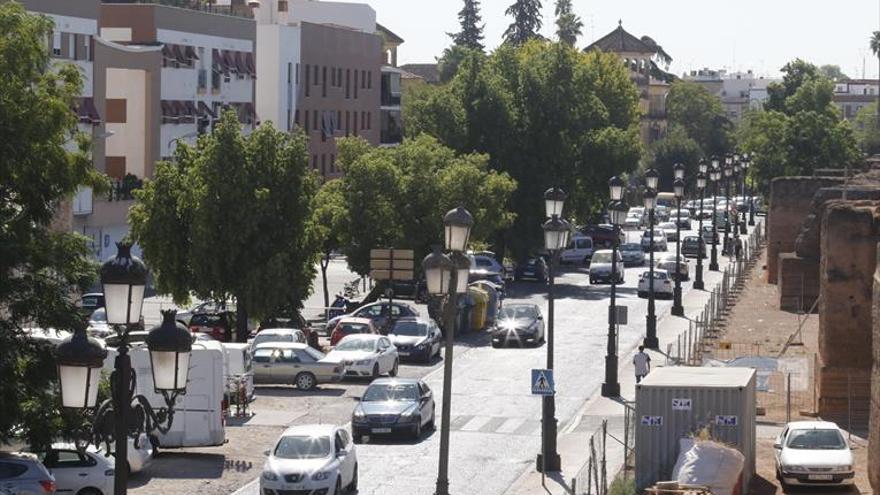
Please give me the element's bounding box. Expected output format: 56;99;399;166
693;170;707;290
601;177;626;397
643;169;659;349
671;174;685;317
723;157;733;259
709;158;720;271
747;154;756;226
739;158;748;234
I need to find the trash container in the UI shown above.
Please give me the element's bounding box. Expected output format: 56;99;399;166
456;292;472;335
469;286;489;330
470;281;500;326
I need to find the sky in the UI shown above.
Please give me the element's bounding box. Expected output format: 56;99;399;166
355;0;880;80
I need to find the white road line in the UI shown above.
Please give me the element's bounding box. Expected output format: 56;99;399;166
459;415;492;432
494;417;526;435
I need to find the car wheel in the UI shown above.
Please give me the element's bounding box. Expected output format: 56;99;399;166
413;419;422;439
427;407;436;430
389;359;399;377
589;278;595;284
352;430;363;444
371;363;380;378
348;463;358;492
77;489;102;495
294;372;317;391
334;477;342;495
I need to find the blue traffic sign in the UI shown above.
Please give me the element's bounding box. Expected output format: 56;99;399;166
531;369;555;396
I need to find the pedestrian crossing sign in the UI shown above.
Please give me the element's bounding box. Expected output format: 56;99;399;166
531;369;555;396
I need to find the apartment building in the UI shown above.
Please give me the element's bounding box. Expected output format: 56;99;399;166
684;69;776;123
377;23;404;146
833;79;879;121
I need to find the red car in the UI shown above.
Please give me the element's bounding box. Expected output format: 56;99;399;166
330;317;378;346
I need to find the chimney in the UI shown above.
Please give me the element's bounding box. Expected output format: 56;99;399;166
278;0;289;24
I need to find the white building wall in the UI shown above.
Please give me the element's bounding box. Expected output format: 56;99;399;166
160;123;199;158
287;0;375;33
105;68;147;178
256;23;301;130
161;67;197;101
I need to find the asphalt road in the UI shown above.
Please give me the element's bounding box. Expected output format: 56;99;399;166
222;225;727;495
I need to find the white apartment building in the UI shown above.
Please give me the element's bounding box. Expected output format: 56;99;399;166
833;79;879;121
684;69;776;123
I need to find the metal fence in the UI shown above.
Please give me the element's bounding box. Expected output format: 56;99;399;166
572;403;636;495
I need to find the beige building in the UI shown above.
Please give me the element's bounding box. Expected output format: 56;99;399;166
683;68;776;123
833;79;879;121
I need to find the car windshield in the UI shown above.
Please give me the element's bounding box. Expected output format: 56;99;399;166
273;435;333;459
499;306;537;320
475;258;494;268
362;383;419;402
335;338;376;352
191;314;224;326
525;258;541;266
340;323;369;334
684;237;699;244
391;321;427;336
89;309;106;322
592;252;613;264
621;244;641;252
786;429;847;450
643;271;668;280
254;334;295;346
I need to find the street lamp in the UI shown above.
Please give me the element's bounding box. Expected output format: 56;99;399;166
738;158;748;234
426;207;473;495
709;160;721;271
537;190;570;473
57;243;190;495
693;171;707;290
643;184;659;349
723;160;733;258
745;153;756;226
671;178;686;316
601;185;628;397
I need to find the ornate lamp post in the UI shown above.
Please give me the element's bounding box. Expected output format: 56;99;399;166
738;156;748;234
709;159;721;271
423;207;473;495
671;176;686;317
537;188;570;473
57;244;191;495
723;157;734;258
733;160;743;242
693;169;708;290
745;153;756;226
643;168;659;349
601;176;628;398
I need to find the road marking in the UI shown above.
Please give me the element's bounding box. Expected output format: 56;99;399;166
459;415;492;432
230;477;258;495
494;417;526;434
478;416;509;433
449;414;474;429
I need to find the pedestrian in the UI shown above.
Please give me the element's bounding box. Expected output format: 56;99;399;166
634;346;651;384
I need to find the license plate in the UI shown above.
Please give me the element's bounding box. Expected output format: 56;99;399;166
808;474;833;481
398;351;409;356
372;428;391;433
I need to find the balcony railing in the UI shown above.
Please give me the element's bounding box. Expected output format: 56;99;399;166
127;1;254;19
107;175;143;202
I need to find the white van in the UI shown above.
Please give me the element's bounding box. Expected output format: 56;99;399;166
560;235;594;264
103;343;226;448
221;343;255;402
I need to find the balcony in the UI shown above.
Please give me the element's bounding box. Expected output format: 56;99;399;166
73;186;93;216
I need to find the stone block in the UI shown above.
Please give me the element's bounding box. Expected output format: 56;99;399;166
777;253;820;312
870;246;880;493
817;365;872;427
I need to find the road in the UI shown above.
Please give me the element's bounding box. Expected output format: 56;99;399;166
131;224;738;495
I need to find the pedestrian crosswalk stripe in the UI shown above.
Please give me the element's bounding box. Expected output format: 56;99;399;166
460;416;492;432
494;417;526;434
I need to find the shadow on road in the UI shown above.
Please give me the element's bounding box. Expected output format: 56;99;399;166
254;386;347;398
129;452;230;486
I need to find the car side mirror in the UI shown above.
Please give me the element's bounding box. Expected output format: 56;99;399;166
336;450;348;458
773;442;781;450
263;449;271;456
536;315;543;320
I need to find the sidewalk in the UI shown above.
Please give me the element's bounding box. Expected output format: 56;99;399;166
505;229;757;495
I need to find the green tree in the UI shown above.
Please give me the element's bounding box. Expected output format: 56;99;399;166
130;111;320;341
648;125;702;191
871;31;880;124
328;136;517;277
448;0;485;51
311;180;348;310
0;2;109;450
436;44;481;84
854;102;880;155
766;59;820;113
554;0;582;46
819;64;848;81
666;80;732;157
736;110;790;195
503;0;543;46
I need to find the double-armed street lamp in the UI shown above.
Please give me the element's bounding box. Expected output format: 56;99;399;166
723;156;734;259
601;177;628;398
671;164;686;317
57;243;192;495
421;207;474;495
739;154;750;233
693;164;708;290
643;168;659;350
537;187;571;473
709;158;721;271
745;153;756;226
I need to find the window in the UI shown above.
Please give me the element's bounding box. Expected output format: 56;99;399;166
367;112;372;130
52;31;62;57
279;350;300;363
322;66;327;97
353;111;358;136
313;64;318;85
304;110;309;132
321;154;326;175
335;432;345;452
294;109;299;125
295;63;300;84
361;112;366;129
361;70;366;89
313;110;318;131
330;154;335;173
354;69;358;99
331;66;336;87
0;461;28;479
345;111;350;136
346;69;350;98
305;64;310;97
367;70;372;89
337;68;342;87
337;110;342;130
312;154;318;169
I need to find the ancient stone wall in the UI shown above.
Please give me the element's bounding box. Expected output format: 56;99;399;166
818;201;878;421
768;177;843;284
777;253;820;312
871;246;880;493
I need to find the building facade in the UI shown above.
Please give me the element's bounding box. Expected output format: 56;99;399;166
684;69;776;123
833;79;879;121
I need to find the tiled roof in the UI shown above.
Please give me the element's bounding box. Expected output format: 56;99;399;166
376;23;404;44
585;22;653;54
400;63;439;84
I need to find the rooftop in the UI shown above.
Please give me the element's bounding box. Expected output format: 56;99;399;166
585;21;653;54
638;366;755;388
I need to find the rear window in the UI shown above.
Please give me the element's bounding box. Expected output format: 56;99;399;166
340;323;369;334
0;461;28;479
191;314;224;326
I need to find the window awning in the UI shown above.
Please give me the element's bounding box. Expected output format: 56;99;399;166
172;44;187;64
172;100;189;117
161;100;178;118
233;51;248;74
76;97;101;124
184;45;198;61
161;44;174;59
212;48;229;74
245;52;256;76
222;50;236;73
184;100;198;116
197;101;216;119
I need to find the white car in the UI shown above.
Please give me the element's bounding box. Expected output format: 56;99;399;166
657;222;678;242
40;444;114;495
624;214;642;230
655;254;689;281
261;424;358;495
637;269;673;298
774;421;854;487
86;308;113;340
589;249;625;284
324;335;399;379
560;235;594;264
250;328;306;353
640;228;668;251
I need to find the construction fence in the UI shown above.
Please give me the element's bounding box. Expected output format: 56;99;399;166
572;403;636;495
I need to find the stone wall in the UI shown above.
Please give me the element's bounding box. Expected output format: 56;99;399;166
871;246;880;493
768;177;843;284
777;253;820;312
817;201;878;421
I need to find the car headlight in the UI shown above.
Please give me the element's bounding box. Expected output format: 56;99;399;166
784;465;808;473
312;471;331;481
262;471;278;481
353;408;365;419
416;343;427;350
355;359;371;365
837;465;852;473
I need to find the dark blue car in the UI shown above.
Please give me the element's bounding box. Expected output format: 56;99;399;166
351;378;435;442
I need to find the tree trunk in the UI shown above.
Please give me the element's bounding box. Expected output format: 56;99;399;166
321;252;331;311
236;302;248;343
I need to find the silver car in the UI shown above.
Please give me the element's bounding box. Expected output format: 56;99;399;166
655;254;689;281
252;343;344;391
0;452;55;495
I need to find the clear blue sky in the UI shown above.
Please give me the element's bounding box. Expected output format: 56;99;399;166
359;0;880;79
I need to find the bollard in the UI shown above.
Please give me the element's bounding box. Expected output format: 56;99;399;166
787;373;792;423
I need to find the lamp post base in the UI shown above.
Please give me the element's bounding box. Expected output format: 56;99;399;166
435;477;450;495
601;381;620;397
709;261;719;271
644;313;659;349
748;219;755;226
671;285;684;316
536;453;562;473
693;279;705;290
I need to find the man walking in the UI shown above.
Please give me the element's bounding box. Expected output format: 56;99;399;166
634;346;651;383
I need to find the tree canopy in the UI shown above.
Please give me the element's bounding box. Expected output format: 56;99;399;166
554;0;582;46
448;0;485;51
854;102;880;155
404;41;642;257
318;135;517;277
503;0;543;46
130;111;320;338
666;80;732;157
0;2;109;450
647;125;702;192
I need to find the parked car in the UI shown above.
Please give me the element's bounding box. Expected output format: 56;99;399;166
670;209;691;229
324;302;420;335
78;292;105;318
324;335;399;379
774;421;854;487
469;252;506;279
468;270;506;297
351;378;435;441
0;451;55;495
681;235;706;258
623;214;643;230
189;311;238;342
38;444;114;495
260;424;358;495
637;269;673;298
175;300;235;327
252;342;344;390
387;317;442;363
589;249;624;284
655;254;690;281
251;328;306;352
259;311;319;349
330;318;379;347
620;243;646;266
640;228;668;252
701;225;719;245
86;308;113;339
658;222;679;242
581;224;625;247
514;256;548;282
560;235;594;264
490;304;545;348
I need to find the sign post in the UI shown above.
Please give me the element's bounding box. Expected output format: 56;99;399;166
370;249;415;326
531;368;555;486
